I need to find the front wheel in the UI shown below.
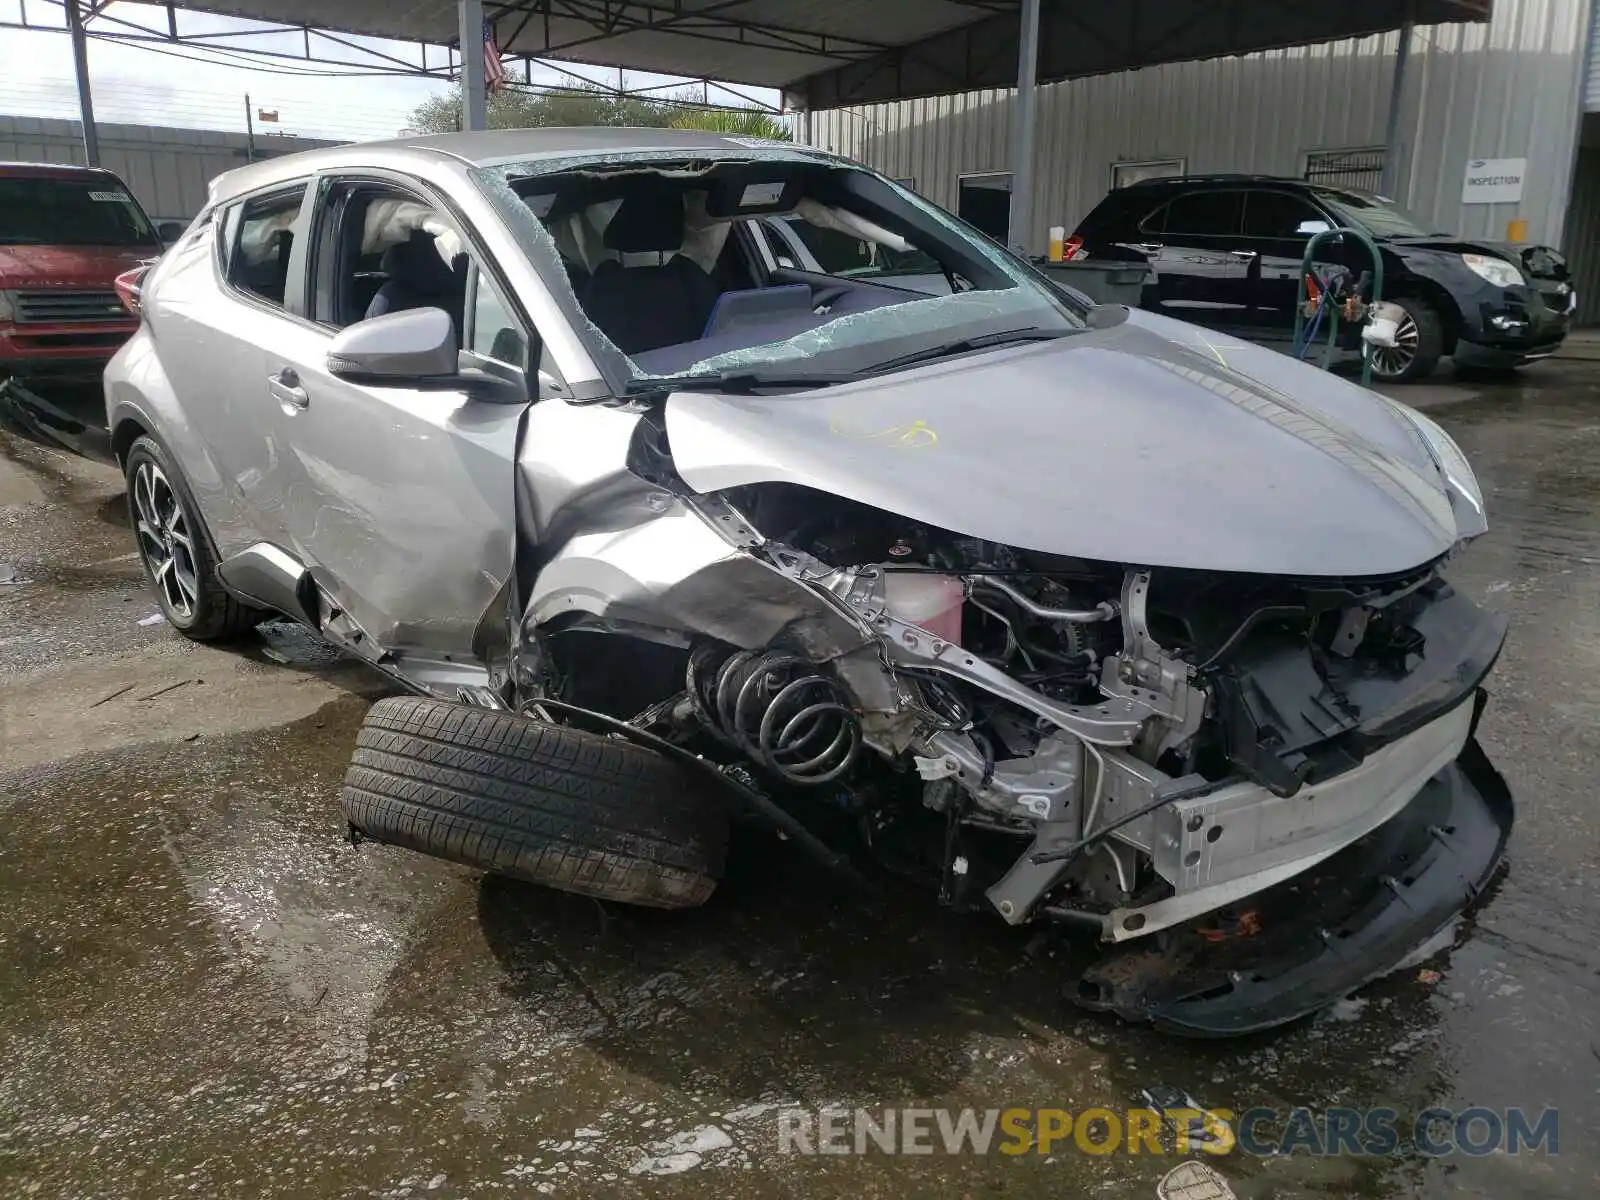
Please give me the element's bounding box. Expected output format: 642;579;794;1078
125;434;264;641
1367;296;1444;382
342;697;729;909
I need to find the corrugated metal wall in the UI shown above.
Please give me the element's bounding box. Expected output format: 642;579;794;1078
810;0;1592;254
0;116;335;222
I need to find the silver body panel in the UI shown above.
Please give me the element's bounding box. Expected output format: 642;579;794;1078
102;128;1493;939
665;311;1462;577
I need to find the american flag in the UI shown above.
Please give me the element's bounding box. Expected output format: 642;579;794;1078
483;20;506;92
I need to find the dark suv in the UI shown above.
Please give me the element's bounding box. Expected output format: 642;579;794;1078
1069;175;1573;380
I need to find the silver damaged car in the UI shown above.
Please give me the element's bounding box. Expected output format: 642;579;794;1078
105;129;1512;1035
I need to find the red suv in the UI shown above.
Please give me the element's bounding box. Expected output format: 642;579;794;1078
0;163;174;383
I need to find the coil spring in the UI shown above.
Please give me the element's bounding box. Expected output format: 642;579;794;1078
688;646;861;785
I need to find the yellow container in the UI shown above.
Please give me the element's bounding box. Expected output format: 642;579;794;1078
1048;225;1066;262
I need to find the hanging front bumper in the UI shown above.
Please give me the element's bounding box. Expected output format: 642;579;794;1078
1073;693;1513;1036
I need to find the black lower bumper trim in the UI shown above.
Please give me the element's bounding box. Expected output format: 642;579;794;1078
1073;729;1513;1037
0;378;114;463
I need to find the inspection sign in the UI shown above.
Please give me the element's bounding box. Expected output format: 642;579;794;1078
1462;158;1526;204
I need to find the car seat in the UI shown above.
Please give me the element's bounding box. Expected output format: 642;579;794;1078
581;184;719;354
366;229;467;338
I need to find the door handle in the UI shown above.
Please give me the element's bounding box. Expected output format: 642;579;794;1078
1136;243;1164;255
268;368;309;410
1229;249;1259;260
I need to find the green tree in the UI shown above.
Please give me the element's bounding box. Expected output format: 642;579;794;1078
669;108;791;140
407;82;789;139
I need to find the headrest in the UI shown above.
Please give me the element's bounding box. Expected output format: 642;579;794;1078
603;185;685;253
380;229;459;289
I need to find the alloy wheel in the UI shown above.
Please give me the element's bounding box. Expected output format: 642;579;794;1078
131;460;199;621
1368;311;1420;379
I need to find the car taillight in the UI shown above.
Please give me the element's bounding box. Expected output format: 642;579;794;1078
114;266;147;316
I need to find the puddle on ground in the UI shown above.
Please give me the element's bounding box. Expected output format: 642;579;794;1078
2;366;1598;1197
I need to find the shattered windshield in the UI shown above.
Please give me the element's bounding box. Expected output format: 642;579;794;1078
474;148;1086;391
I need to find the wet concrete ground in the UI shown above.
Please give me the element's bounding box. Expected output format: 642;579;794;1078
2;367;1598;1198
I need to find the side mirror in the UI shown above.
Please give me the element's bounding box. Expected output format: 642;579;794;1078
328;307;459;383
774;255;796;269
157;221;187;245
329;308;529;405
1296;219;1333;236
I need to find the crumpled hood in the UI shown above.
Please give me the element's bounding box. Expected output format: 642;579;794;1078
665;309;1460;577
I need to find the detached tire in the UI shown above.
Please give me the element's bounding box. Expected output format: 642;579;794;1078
342;697;726;908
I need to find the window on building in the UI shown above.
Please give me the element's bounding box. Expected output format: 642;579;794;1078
957;173;1012;245
1112;158;1186;189
1303;147;1386;192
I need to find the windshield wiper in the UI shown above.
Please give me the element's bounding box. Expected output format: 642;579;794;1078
863;326;1067;375
624;369;864;396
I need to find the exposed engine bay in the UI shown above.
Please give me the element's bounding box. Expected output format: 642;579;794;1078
515;428;1511;1034
470;151;1511;1035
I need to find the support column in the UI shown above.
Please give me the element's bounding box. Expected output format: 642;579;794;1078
66;0;100;167
459;0;487;132
1007;0;1041;256
1379;19;1414;200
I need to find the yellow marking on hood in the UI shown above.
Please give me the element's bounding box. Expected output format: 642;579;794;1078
828;416;938;448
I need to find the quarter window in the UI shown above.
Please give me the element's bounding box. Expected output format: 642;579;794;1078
228;186;307;308
469;270;528;368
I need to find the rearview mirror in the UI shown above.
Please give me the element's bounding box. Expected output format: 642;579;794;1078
328;308;459;383
157;221;187;245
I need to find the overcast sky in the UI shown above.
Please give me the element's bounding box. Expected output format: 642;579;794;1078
0;1;779;143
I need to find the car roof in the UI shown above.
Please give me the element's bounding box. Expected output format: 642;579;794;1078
206;127;816;206
0;161;125;181
1120;173;1314;190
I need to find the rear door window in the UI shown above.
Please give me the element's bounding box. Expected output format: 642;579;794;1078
228;185;309;309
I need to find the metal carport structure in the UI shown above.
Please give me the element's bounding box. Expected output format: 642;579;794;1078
44;0;1491;252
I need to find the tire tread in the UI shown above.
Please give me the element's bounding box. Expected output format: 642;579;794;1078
341;697;726;909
